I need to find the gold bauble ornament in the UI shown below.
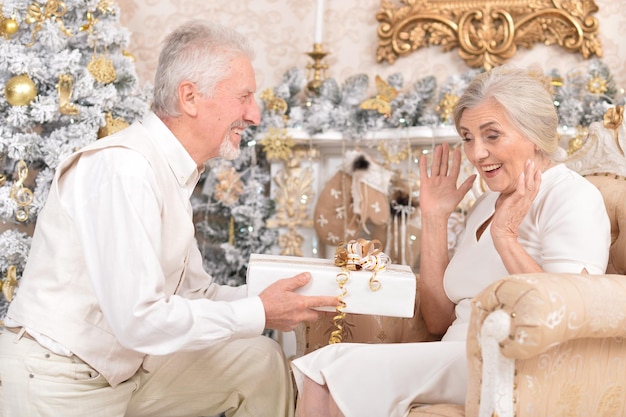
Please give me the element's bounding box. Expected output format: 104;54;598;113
1;17;19;38
5;74;37;106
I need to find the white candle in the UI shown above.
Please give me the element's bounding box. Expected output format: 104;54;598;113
314;0;325;44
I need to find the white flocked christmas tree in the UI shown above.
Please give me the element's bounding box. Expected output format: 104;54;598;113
0;0;151;320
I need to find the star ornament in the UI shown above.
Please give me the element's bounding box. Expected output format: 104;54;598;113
214;166;244;206
260;127;294;161
259;88;288;115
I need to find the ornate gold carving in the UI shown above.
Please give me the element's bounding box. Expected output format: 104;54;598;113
376;0;602;70
266;165;315;229
266;147;318;256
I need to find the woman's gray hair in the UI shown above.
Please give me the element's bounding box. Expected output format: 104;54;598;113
151;20;255;118
453;65;559;155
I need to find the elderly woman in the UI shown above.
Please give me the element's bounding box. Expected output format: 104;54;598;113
291;65;612;417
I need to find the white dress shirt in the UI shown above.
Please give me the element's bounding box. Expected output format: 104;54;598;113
7;113;266;356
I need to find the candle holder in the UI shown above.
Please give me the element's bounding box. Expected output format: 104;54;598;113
306;43;329;95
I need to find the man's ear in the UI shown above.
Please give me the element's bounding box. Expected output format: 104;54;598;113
178;81;200;117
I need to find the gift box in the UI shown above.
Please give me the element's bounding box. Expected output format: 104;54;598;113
246;253;416;318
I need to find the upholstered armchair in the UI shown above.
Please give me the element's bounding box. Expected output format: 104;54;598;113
296;118;626;417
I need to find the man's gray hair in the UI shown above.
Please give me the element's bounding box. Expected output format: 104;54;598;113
151;20;255;118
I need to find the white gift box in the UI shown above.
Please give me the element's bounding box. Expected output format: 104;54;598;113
246;253;416;318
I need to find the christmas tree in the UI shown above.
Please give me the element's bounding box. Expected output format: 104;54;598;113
192;128;278;289
0;0;151;320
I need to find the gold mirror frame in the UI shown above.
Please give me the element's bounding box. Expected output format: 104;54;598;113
376;0;603;69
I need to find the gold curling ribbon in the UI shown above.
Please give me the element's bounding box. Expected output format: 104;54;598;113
328;239;389;344
328;271;349;344
603;105;624;156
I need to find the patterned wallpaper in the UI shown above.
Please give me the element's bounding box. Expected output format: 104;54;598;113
117;0;626;103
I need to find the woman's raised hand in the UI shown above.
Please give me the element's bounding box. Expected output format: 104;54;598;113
491;159;542;242
419;142;476;218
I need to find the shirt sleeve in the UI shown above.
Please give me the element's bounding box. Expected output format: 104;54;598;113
536;175;611;275
61;147;265;355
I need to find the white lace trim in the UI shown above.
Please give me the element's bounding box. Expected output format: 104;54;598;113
479;310;515;417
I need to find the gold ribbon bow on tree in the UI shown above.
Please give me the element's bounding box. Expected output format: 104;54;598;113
328;238;390;344
25;0;72;47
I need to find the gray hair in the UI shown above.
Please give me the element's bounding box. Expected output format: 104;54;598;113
453;65;559;155
151;20;255;118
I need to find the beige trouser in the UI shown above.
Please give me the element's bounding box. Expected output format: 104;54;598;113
0;329;294;417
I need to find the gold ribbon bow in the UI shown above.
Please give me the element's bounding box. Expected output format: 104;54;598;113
328;239;390;344
603;105;624;156
25;0;72;47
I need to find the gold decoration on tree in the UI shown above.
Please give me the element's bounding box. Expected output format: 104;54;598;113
123;50;135;61
79;10;97;32
4;74;37;106
567;126;589;156
0;154;6;186
550;76;564;88
259;88;288;122
360;75;398;117
213;166;244;206
79;6;117;84
10;160;34;223
603;105;624;156
1;265;18;302
96;0;115;15
25;0;72;47
377;142;410;166
87;53;117;84
98;112;129;138
436;93;459;123
0;6;19;39
587;75;608;95
57;74;79;115
260;127;294;161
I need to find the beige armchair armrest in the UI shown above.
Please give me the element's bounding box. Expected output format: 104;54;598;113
472;273;626;359
465;273;626;417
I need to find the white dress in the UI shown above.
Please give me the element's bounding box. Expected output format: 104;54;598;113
291;164;611;417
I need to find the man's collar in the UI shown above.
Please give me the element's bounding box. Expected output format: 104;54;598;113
141;112;200;188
